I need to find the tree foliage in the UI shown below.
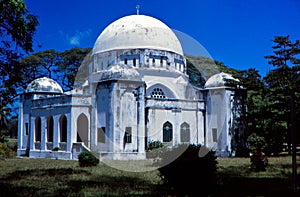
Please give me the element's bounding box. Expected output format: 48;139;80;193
19;48;91;91
58;48;91;90
0;0;39;134
264;35;300;154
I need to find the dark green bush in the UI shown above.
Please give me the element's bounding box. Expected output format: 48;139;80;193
156;144;217;197
146;140;164;151
78;151;99;167
0;141;16;159
247;133;268;171
6;141;17;152
250;152;268;171
146;140;167;158
247;133;266;153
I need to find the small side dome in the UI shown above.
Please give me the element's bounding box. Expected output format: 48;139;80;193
26;77;63;94
204;72;239;88
100;64;141;81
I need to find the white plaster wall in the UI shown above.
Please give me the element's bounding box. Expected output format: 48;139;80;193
120;91;138;152
22;114;29;149
206;88;232;154
70;106;90;148
92;49;186;75
146;104;204;146
141;73;189;99
96;85;112;152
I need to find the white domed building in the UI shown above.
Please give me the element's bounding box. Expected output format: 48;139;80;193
17;14;246;160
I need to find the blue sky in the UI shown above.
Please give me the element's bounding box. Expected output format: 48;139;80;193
25;0;300;77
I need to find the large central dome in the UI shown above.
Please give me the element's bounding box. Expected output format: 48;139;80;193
93;15;183;56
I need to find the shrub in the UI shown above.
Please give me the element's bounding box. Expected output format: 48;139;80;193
156;144;217;197
78;151;99;167
0;141;16;159
247;133;266;152
52;147;61;151
146;140;164;151
6;141;17;152
247;133;268;171
146;140;167;159
250;152;268;171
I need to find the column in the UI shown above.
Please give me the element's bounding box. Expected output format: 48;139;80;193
137;84;145;153
66;113;72;152
17;102;23;150
41;116;46;150
53;115;59;148
30;116;35;150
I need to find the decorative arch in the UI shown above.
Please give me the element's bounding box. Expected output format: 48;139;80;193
47;116;54;142
163;121;173;142
77;113;89;147
35;117;41;142
147;84;176;99
180;122;190;143
59;115;67;142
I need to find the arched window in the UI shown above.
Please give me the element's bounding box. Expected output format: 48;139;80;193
59;115;67;142
124;58;127;65
180;122;190;143
163;121;173;142
133;58;136;67
151;88;166;99
160;56;163;66
47;116;54;142
77;113;89;147
35;117;41;142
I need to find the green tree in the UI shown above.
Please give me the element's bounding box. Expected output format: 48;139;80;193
19;48;92;91
19;50;60;91
20;49;60;79
0;0;39;133
186;58;206;88
264;35;300;154
239;69;268;135
58;48;91;90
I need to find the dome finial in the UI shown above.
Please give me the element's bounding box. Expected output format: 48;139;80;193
136;5;140;15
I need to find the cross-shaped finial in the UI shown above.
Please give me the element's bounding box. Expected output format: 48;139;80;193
136;5;140;15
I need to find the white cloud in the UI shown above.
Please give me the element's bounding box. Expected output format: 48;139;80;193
70;36;80;45
60;29;92;46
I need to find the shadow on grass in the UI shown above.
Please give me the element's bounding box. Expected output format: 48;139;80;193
0;168;171;197
215;171;300;196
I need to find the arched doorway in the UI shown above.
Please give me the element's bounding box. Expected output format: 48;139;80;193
47;116;54;142
35;117;41;142
77;113;88;147
59;115;67;142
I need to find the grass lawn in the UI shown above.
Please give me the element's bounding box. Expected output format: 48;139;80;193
0;158;168;196
0;156;299;196
216;156;300;196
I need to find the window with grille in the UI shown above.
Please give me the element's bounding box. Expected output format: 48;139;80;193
163;122;173;142
98;127;106;143
124;127;132;143
151;88;166;98
180;122;190;142
25;123;29;136
212;128;218;142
